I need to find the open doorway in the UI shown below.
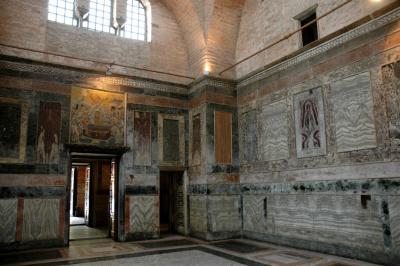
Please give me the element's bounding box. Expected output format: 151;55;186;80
69;158;117;241
159;171;185;235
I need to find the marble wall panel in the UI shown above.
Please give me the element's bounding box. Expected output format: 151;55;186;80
158;114;185;166
22;199;60;241
243;195;266;233
382;60;400;144
163;119;180;162
389;196;400;252
129;196;159;234
36;102;61;164
330;72;377;152
266;194;384;251
214;111;232;164
189;195;207;233
0;97;28;163
258;100;289;161
208;195;241;233
133;111;152;166
293;87;326;158
240;110;257;163
191;114;201;166
0;199;18;243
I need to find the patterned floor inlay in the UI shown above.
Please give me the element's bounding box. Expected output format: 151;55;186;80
1;236;381;266
138;239;198;249
0;250;62;264
210;240;272;253
255;251;320;265
317;262;358;266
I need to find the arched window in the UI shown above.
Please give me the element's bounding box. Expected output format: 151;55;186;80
122;0;150;42
83;0;114;34
48;0;76;26
47;0;151;42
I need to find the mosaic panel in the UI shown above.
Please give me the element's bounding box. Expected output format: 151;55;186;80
70;87;125;146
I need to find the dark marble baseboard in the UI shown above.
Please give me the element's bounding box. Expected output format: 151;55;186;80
0;186;66;198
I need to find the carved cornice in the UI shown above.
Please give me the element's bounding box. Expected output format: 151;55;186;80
189;75;236;95
237;7;400;89
0;57;188;95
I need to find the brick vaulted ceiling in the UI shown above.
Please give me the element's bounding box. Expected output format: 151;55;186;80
159;0;245;78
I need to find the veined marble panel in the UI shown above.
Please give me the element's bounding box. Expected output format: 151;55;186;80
22;199;60;241
330;72;377;152
243;195;266;233
129;196;158;234
189;195;207;233
258;100;289;161
266;194;384;251
240;110;257;163
240;161;400;184
389;196;400;252
0;199;17;243
382;60;400;144
208;195;241;233
293;87;326;158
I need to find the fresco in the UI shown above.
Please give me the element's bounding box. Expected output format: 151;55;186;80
37;102;61;164
293;87;326;158
0;97;28;163
133;111;152;166
70;87;125;146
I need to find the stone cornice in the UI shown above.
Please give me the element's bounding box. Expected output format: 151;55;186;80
237;7;400;89
0;56;188;95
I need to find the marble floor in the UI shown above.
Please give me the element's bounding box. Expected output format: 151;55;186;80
69;225;109;240
0;236;382;266
70;216;85;226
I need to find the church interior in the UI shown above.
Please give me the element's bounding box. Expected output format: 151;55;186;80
0;0;400;265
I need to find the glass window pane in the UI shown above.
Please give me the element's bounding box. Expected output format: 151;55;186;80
48;13;56;21
48;0;75;26
122;0;147;40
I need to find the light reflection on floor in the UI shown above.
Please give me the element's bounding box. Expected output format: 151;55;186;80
69;225;109;240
